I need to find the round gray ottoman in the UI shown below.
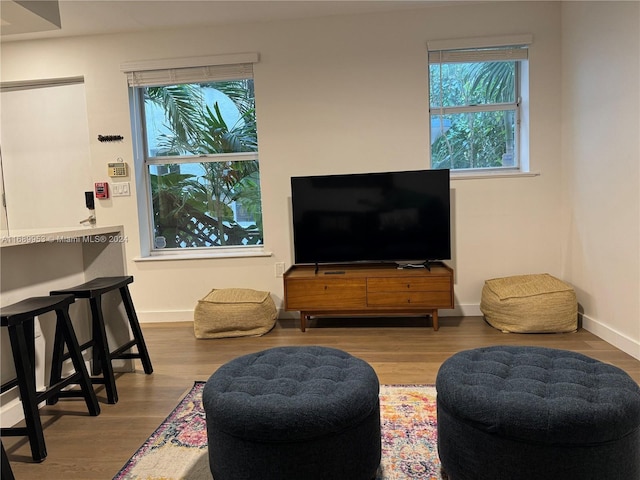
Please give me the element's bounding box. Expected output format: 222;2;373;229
203;346;381;480
436;345;640;480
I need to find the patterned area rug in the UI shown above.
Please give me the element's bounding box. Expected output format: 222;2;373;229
114;382;443;480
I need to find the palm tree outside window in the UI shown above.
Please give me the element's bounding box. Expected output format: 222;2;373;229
125;56;263;252
428;40;530;172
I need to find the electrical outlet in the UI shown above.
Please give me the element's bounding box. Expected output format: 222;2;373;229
275;262;285;277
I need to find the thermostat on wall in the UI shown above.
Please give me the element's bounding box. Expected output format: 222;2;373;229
108;162;128;177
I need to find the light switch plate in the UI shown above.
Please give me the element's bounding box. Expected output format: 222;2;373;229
112;182;131;196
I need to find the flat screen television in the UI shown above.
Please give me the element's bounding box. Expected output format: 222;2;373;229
290;169;451;266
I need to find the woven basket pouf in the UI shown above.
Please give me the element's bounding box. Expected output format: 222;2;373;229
436;346;640;480
203;346;381;480
480;273;577;333
194;288;277;339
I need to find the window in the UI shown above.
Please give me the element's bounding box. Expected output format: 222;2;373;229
428;36;531;173
123;54;263;253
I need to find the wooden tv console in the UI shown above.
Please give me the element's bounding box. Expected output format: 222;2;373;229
283;262;454;332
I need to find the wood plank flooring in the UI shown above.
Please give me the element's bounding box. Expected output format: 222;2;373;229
4;316;640;479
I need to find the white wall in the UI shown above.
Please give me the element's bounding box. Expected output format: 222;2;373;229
561;1;640;358
1;1;637;358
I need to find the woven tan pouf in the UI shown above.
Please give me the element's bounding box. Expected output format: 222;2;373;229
480;274;577;333
194;288;277;339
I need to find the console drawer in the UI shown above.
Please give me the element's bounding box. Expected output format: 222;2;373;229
285;278;367;309
367;291;452;307
367;276;451;292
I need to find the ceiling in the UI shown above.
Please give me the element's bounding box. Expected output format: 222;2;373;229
1;0;456;42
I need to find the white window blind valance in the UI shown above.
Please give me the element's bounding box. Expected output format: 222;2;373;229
125;63;254;87
428;48;528;64
121;52;258;87
428;34;532;64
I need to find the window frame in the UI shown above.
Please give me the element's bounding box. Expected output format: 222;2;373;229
122;54;266;258
427;35;532;176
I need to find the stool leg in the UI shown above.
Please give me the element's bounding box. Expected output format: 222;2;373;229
46;320;66;406
56;307;101;416
7;321;47;462
120;286;153;374
1;441;15;480
90;296;118;404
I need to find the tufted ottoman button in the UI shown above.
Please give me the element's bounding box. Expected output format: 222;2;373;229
203;346;381;480
436;345;640;480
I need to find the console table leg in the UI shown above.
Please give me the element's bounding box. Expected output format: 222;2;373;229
431;310;439;331
300;313;307;332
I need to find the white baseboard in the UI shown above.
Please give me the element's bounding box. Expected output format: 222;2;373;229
442;303;483;317
137;306;483;323
138;310;194;323
136;306;639;361
450;306;640;361
581;313;640;361
1;396;27;429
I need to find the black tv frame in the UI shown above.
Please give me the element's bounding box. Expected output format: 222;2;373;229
290;169;451;270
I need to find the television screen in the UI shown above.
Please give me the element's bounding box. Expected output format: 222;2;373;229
290;169;451;265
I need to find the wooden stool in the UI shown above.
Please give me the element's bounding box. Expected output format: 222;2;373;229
50;276;153;404
0;294;100;462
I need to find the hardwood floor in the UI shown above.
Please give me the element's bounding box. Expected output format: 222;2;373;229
4;316;640;479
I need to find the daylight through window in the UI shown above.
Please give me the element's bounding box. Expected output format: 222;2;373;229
428;39;530;173
125;56;262;252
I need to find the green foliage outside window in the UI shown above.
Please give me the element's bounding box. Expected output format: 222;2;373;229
430;61;518;170
142;80;263;249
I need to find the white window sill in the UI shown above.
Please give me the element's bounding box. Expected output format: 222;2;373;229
451;170;540;180
134;248;272;262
